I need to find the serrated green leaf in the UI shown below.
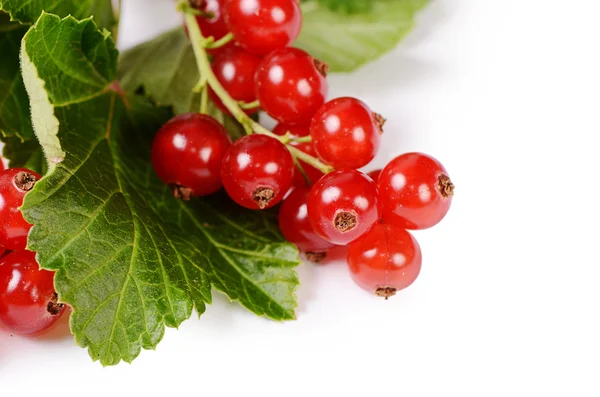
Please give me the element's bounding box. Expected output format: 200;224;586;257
119;28;200;115
296;0;429;72
0;13;33;140
21;13;299;366
118;27;249;139
0;0;116;30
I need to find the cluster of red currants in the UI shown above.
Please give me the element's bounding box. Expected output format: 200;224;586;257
0;164;65;334
152;0;456;298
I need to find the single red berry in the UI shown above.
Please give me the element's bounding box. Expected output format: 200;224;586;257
0;250;65;334
379;153;454;230
151;113;232;200
307;169;381;245
311;97;384;169
273;124;324;185
278;186;335;261
367;169;381;182
193;0;233;52
347;224;422;299
221;134;294;209
255;48;328;126
0;168;41;250
224;0;302;55
209;47;262;115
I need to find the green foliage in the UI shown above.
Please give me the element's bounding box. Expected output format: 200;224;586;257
296;0;429;72
20;13;299;366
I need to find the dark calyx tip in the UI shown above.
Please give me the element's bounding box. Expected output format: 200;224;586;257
373;113;387;134
252;187;275;209
14;171;38;192
172;184;193;201
47;293;65;316
375;287;397;300
438;174;455;198
334;211;357;232
313;59;330;77
305;251;327;263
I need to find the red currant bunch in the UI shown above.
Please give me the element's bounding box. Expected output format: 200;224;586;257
163;0;457;299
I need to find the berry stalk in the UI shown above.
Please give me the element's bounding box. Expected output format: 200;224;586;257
181;4;333;174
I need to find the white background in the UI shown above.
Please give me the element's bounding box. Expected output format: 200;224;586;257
2;0;600;395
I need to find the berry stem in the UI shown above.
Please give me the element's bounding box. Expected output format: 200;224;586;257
239;100;260;110
182;5;333;174
207;32;234;49
200;84;209;114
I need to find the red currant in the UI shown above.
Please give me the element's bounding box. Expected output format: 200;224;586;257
224;0;302;55
194;0;233;52
347;224;422;299
0;168;41;250
0;250;65;334
209;47;262;115
307;169;381;245
256;48;328;126
221;134;294;209
379;153;454;230
151;113;232;200
367;169;381;182
278;186;335;261
273;123;324;185
311;97;384;169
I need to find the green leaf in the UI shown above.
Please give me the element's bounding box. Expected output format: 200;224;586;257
118;27;249;139
296;0;429;72
301;0;373;14
21;13;299;366
0;13;33;140
119;28;200;115
1;135;46;174
0;0;116;30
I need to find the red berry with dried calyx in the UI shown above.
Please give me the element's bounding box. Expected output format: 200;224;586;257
310;97;384;169
0;168;41;250
347;224;422;299
0;250;65;334
224;0;302;55
278;186;335;262
221;134;294;210
209;46;262;115
379;152;454;230
256;48;328;126
307;169;381;245
151;113;232;200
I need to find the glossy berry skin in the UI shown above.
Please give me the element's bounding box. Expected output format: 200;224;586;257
273;124;324;185
0;168;41;250
367;169;381;182
194;0;233;52
278;186;335;256
0;250;65;334
379;152;454;230
221;134;294;210
224;0;302;55
256;48;328;126
311;97;382;169
151;113;231;199
209;47;262;115
307;169;381;245
347;224;422;299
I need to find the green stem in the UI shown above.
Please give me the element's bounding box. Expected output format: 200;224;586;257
239;100;260;110
183;7;333;174
207;33;234;49
200;84;209;114
290;135;312;144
